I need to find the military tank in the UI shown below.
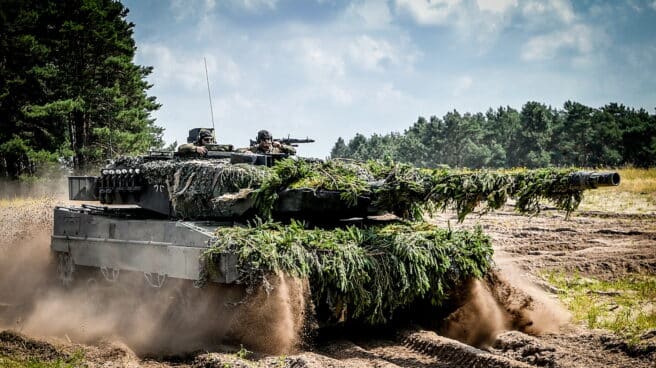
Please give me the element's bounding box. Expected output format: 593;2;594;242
52;128;621;325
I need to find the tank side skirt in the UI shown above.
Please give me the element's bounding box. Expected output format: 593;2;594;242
51;207;238;284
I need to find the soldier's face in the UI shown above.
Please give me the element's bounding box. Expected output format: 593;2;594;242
260;139;272;150
201;137;212;145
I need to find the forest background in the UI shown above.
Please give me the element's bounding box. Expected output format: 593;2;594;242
1;0;655;180
330;102;656;169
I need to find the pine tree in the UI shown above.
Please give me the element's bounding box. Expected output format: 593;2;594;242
0;0;161;176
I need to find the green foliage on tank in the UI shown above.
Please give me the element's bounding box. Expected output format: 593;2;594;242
204;220;493;325
251;159;591;221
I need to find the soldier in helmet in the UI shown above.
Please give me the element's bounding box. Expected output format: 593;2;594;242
240;130;296;155
177;129;215;155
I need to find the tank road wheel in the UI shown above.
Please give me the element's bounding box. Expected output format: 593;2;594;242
56;252;75;288
144;272;167;288
101;267;120;283
55;252;102;289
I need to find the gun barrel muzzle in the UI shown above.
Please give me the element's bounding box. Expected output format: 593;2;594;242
569;171;620;189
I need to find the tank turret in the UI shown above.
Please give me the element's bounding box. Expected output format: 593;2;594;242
68;156;621;222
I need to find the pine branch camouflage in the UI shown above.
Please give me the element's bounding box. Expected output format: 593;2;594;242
204;220;493;325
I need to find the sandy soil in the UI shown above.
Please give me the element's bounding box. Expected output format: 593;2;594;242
0;198;654;367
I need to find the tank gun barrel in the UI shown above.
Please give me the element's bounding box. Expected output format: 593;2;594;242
568;171;620;190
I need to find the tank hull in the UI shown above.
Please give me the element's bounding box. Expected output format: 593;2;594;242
51;206;238;285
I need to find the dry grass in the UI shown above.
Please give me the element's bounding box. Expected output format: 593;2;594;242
614;168;656;193
578;168;656;214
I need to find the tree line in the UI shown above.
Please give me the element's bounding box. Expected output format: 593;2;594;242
331;101;656;168
0;0;162;178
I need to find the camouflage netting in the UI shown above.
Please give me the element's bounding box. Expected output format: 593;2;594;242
139;158;271;219
204;220;493;325
109;156;588;221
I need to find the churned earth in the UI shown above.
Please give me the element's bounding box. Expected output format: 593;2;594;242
0;193;654;368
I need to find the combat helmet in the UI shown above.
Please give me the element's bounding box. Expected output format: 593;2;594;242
187;128;215;144
257;130;273;143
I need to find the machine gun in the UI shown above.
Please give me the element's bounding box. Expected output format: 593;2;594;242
249;136;315;147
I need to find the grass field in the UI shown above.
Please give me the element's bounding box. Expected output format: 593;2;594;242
543;272;656;343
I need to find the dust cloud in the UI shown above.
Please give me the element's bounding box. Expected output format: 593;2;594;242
0;192;308;356
441;263;570;348
230;273;311;354
0;177;68;200
440;278;507;347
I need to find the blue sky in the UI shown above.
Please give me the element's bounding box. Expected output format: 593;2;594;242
123;0;656;158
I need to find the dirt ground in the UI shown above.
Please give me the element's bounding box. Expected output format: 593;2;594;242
0;197;654;367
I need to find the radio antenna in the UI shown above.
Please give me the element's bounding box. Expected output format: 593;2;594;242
204;57;216;132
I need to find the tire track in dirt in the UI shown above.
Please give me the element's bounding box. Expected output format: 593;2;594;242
436;210;656;279
398;329;531;367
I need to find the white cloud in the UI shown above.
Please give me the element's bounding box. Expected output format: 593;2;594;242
231;0;278;12
324;84;355;105
626;0;643;13
347;35;400;71
624;44;656;74
288;33;416;77
282;38;354;106
375;83;404;102
170;0;277;19
214;93;256;119
393;0;583;56
522;0;575;24
452;75;473;96
395;0;462;25
453;5;516;50
345;0;392;29
394;0;520;52
205;0;216;11
138;44;241;90
170;0;217;21
521;24;599;62
476;0;517;14
291;38;346;80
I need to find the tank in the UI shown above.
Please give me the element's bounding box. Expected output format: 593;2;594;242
51;132;621;319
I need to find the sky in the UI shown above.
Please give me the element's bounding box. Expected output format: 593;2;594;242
122;0;656;158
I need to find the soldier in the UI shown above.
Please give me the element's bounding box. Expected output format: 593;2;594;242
240;130;296;155
177;129;214;155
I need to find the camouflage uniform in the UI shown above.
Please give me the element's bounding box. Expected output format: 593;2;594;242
238;130;296;155
177;143;198;154
178;129;214;154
